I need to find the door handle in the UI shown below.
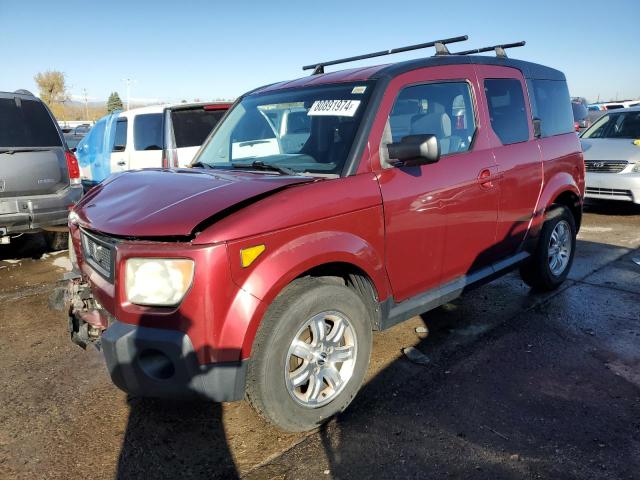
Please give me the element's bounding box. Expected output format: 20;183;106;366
478;168;497;189
117;161;126;166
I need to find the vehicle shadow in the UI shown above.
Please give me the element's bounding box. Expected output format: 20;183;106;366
111;313;240;480
584;199;640;216
0;233;48;261
310;229;639;478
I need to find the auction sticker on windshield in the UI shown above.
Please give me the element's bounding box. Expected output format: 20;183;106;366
308;99;361;117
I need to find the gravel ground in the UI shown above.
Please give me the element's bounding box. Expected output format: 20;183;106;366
1;201;639;480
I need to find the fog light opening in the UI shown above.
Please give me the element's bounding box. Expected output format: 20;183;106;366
138;349;175;380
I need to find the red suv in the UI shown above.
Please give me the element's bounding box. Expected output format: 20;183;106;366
66;38;584;431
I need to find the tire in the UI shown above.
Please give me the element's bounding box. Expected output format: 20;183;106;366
520;205;576;291
246;277;373;432
44;231;69;251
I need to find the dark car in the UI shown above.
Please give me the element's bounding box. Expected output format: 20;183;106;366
66;37;584;431
0;90;82;249
572;100;590;132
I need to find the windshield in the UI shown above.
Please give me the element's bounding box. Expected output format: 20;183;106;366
194;82;374;175
581;111;640;139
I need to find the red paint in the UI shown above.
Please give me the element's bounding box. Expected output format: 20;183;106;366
71;60;584;367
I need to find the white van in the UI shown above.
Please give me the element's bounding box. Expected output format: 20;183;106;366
77;102;230;187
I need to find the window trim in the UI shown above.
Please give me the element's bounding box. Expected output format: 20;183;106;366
484;77;532;146
385;78;480;158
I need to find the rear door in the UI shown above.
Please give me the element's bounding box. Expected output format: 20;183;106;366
372;65;499;301
476;66;543;257
0;93;69;198
167;105;228;167
130;112;163;169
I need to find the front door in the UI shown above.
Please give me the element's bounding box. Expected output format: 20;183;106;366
372;65;500;302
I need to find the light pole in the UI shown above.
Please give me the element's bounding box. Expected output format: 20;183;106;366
82;88;89;119
121;78;136;110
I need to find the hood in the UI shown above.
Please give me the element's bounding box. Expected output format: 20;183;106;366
74;169;314;237
580;138;640;163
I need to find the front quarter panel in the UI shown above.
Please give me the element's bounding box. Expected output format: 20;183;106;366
224;205;388;358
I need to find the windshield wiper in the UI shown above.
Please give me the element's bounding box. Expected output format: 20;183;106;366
190;161;213;169
231;160;298;176
0;148;51;155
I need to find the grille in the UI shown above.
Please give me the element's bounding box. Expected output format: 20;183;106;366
585;187;633;198
81;230;115;281
584;160;628;173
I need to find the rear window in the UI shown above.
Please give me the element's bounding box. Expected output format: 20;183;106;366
133;113;163;151
0;97;62;148
484;79;529;145
528;80;574;137
170;108;226;148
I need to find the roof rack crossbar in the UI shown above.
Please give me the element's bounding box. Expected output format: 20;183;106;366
303;35;469;75
453;41;525;58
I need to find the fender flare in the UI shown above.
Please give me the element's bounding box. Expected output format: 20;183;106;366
223;230;389;358
530;172;581;238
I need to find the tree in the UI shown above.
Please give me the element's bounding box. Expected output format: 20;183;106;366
33;70;67;105
107;92;124;113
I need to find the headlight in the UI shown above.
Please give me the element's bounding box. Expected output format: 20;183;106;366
633;163;640;173
125;258;195;306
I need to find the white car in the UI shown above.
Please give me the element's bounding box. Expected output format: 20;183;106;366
580;106;640;204
76;102;230;187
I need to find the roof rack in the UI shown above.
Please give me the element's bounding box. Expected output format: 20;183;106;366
454;41;525;58
302;35;469;75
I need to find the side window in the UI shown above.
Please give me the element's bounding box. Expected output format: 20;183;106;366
529;79;574;137
484;79;529;145
112;118;127;152
387;82;476;156
134;113;163;151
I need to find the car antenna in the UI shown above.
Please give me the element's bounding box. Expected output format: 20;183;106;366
303;35;469;75
453;41;526;58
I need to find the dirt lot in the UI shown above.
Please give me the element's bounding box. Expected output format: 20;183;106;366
1;201;639;480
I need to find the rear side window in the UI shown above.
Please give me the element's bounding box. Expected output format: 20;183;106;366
388;81;476;156
170;108;226;148
528;80;574;137
484;79;529;145
133;113;163;151
0;97;62;147
112;118;127;151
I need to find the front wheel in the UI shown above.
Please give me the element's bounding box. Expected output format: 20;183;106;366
520;205;576;291
246;277;372;432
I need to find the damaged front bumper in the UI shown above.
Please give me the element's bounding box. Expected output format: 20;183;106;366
51;270;110;349
53;271;247;402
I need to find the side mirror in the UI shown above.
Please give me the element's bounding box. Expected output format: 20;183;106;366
533;117;542;139
386;134;440;166
70;147;77;153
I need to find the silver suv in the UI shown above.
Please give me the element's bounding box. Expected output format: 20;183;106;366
0;90;82;249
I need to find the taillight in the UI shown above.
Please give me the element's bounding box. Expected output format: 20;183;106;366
65;150;81;185
162;150;169;168
574;122;580;132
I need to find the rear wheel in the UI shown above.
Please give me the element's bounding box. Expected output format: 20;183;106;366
520;205;576;291
246;277;372;432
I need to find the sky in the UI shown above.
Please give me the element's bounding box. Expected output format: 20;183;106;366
1;0;639;105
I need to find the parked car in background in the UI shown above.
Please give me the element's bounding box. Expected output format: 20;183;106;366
76;102;230;189
66;40;584;432
572;100;590;132
64;124;91;150
0;89;82;249
581;106;640;204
